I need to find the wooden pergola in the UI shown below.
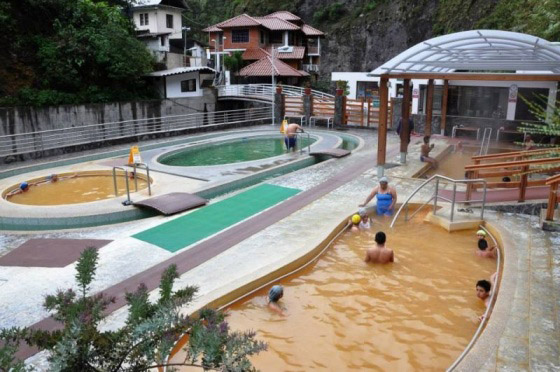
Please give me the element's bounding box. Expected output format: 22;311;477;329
369;30;560;176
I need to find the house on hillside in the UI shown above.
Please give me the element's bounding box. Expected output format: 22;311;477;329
202;11;324;85
131;0;207;69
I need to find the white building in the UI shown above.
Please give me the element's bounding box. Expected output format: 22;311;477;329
146;67;215;99
131;0;188;67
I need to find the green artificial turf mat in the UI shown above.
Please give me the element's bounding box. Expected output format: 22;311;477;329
133;183;300;252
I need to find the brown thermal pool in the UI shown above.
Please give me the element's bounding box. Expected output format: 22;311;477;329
170;214;496;371
3;172;150;206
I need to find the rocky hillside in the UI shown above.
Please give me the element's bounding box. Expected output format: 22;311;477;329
188;0;558;83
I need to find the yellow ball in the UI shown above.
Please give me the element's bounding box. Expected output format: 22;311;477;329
352;214;361;224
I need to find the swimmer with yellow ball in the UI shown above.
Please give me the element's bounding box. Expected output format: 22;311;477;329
350;214;361;232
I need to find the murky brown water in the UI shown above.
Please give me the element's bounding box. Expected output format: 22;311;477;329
4;174;148;205
170;215;496;371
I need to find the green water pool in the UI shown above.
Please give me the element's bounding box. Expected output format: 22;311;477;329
158;136;316;166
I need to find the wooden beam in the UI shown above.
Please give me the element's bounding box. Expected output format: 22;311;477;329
472;147;560;161
377;77;389;166
378;72;560;81
465;156;560;171
400;79;411;153
425;79;434;136
546;183;558;221
440;80;448;135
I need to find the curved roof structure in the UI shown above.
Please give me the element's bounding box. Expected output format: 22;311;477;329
371;30;560;75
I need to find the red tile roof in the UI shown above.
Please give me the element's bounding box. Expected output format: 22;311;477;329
254;17;300;31
273;46;306;59
202;25;222;32
238;57;309;77
264;11;301;21
242;48;270;60
301;24;324;36
216;14;261;28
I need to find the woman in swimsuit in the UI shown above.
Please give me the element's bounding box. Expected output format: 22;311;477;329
359;177;397;216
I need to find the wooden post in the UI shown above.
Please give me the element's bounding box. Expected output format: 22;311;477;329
441;80;449;135
400;79;411;156
518;165;529;202
367;98;372;127
360;98;365;127
425;79;434;136
377;76;389;175
546;182;558;221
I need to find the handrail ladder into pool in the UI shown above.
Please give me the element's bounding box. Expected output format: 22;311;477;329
447;224;501;371
112;167;132;206
132;162;152;196
478;127;493;156
390;175;488;228
295;131;311;154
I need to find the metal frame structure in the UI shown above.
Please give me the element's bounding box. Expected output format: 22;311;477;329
217;84;334;101
371;30;560;74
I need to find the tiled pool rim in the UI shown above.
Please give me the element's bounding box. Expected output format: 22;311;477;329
0;131;362;231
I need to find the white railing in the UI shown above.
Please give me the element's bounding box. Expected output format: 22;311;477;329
217;84;333;100
303;64;319;73
0;107;272;158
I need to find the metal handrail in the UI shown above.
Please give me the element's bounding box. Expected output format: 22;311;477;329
216;84;334;99
390;175;488;228
479;127;492;156
447;224;501;371
112;167;132;206
132;162;152;196
0;107;272;157
296;131;311;154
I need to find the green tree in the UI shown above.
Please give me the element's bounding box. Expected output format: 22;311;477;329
0;0;157;106
518;95;560;147
1;248;267;371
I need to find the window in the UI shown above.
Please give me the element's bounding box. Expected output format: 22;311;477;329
448;86;508;119
180;79;197;92
260;30;265;44
356;81;378;99
270;31;283;44
516;88;548;121
166;14;173;28
139;13;149;26
232;29;249;43
160;36;165;47
218;32;223;45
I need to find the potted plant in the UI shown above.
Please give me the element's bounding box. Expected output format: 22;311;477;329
276;83;283;94
336;80;348;96
304;81;312;95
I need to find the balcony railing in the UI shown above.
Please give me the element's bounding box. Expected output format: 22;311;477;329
303;64;319;72
307;46;320;55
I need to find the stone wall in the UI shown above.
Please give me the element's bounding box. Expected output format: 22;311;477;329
0;88;217;137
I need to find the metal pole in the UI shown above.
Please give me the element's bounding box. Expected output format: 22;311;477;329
112;168;118;197
124;171;131;205
133;163;138;192
481;181;487;220
433;178;439;215
146;166;152;196
450;183;457;222
271;48;275;126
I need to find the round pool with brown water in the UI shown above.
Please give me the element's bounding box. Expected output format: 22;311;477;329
3;171;150;205
170;214;496;371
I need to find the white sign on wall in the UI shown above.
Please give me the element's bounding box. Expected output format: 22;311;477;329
508;84;518;103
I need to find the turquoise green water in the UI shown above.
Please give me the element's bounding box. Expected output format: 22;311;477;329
158;137;315;166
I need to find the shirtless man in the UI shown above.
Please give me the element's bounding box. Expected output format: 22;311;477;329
364;231;394;264
476;279;492;308
284;123;303;152
420;136;438;168
476;230;497;259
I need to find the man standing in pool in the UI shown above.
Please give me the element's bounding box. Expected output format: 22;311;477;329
284;123;304;152
365;231;394;264
359;176;397;216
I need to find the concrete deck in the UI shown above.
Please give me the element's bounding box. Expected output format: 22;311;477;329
0;128;557;371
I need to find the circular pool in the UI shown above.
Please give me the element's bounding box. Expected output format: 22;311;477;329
3;171;150;206
158;136;316;167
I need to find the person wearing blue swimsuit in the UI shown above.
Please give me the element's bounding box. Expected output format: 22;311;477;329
359;176;397;216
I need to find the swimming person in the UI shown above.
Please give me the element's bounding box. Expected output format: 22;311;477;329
359;176;397;216
268;285;286;316
358;208;371;230
6;182;30;198
364;231;394;264
420;136;438;168
350;214;361;232
284;123;304;152
476;229;497;258
476;279;492;308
